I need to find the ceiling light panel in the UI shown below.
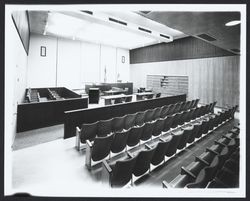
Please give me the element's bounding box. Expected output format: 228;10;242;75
46;12;92;37
225;20;241;26
76;23;157;49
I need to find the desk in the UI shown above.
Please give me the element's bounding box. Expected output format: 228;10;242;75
135;92;154;101
102;94;132;105
103;89;127;96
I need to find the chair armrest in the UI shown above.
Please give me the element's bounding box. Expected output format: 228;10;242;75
195;156;209;166
102;160;112;173
229;130;238;135
222;134;233;140
145;144;151;150
85;140;93;170
181;167;197;179
86;139;93;148
206;147;219;155
127;152;134;158
214;140;226;147
159;138;165;142
162;180;171;188
102;160;112;187
75;127;81;151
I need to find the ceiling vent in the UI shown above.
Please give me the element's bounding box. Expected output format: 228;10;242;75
196;34;216;42
230;48;240;53
138;27;152;34
109;17;127;26
160;34;170;39
81;11;93;15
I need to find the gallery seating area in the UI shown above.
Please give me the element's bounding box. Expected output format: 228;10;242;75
75;97;237;187
6;6;244;197
101;105;237;187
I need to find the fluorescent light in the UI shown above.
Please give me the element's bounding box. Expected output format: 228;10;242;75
225;20;241;26
76;23;157;49
46;12;92;37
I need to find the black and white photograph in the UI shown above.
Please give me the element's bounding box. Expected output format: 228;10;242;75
3;2;246;198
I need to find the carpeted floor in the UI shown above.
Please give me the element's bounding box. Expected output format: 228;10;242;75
12;124;64;151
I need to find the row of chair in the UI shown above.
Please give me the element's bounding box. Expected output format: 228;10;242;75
101;107;238;188
85;104;238;169
85;103;236;170
85;101;217;169
207;147;239;188
76;99;201;150
162;126;240;188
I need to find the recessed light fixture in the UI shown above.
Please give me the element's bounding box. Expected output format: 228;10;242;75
225;20;241;26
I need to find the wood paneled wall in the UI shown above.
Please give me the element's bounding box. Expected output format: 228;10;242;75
130;36;236;64
130;56;240;108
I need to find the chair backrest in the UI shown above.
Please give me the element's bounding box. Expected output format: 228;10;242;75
91;133;114;161
209;101;217;113
144;109;155;122
184;101;192;110
163;116;174;132
127;126;143;147
181;111;189;123
124;113;137;130
171;113;182;128
193;121;202;139
111;155;138;187
193;99;200;108
151;136;172;166
114;98;123;104
152;118;165;137
160;105;170;118
97;119;113;137
135;111;145;127
173;102;182;114
152;107;162;120
125;96;132;102
165;130;183;157
192;107;200;119
179;101;186;112
136;94;143;101
189;100;195;109
155;93;161;98
141;122;154;141
186;108;195;122
146;94;154;99
200;118;210;135
112;116;125;133
133;145;156;177
167;104;176;116
80;121;99;143
177;126;192;150
111;130;129;153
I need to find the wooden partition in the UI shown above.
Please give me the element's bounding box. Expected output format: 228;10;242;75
17;87;88;132
64;94;186;139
